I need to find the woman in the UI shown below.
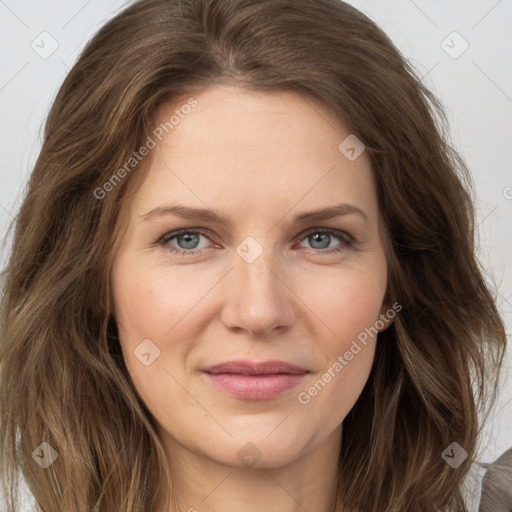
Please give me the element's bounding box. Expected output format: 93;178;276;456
0;0;507;511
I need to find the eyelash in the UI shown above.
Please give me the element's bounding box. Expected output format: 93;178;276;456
158;228;356;256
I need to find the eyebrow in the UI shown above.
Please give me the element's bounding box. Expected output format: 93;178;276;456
139;202;370;227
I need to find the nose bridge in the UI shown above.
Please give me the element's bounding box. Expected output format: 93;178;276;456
222;236;292;336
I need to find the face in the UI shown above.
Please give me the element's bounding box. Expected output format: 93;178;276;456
110;84;390;470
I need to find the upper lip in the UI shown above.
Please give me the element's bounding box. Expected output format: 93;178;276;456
202;360;309;375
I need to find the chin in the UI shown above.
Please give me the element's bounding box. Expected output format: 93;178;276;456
203;430;310;469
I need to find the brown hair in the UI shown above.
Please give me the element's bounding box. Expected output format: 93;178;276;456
0;0;507;511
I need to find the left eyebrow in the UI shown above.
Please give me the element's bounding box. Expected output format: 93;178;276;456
139;202;370;227
292;203;370;225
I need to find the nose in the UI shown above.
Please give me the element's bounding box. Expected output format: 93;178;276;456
220;243;296;338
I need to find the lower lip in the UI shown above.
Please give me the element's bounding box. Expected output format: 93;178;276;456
202;372;308;400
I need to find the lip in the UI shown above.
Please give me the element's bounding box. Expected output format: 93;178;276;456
202;360;308;375
201;360;309;400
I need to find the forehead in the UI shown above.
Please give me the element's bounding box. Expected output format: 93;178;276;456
153;85;349;159
131;85;379;223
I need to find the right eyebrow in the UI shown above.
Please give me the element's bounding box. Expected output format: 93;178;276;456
139;205;230;227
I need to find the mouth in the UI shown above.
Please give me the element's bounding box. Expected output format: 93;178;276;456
201;360;309;400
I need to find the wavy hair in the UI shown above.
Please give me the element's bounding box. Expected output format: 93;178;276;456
0;0;507;511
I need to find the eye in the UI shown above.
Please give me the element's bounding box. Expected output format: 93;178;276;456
158;228;355;256
295;228;354;254
159;229;214;255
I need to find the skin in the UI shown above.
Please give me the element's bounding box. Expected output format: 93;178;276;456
110;84;392;512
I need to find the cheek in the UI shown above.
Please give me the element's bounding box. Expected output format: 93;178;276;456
111;256;200;340
294;266;385;417
110;259;188;409
110;258;173;373
303;265;386;348
111;264;159;340
110;257;221;390
112;253;387;364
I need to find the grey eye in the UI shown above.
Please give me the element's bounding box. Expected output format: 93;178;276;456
306;232;333;249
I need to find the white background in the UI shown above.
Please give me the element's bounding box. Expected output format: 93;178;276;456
0;1;511;510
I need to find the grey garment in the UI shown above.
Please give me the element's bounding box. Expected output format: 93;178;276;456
478;447;512;512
